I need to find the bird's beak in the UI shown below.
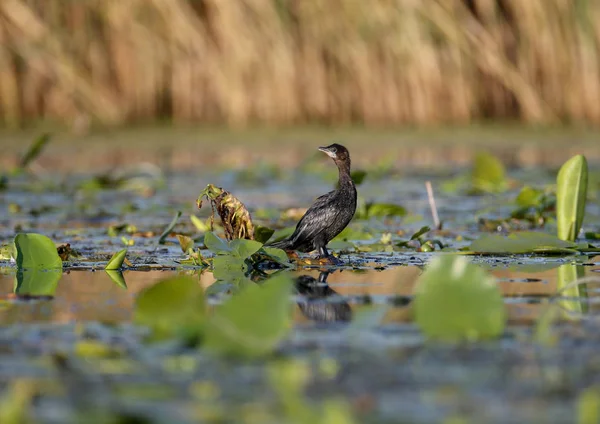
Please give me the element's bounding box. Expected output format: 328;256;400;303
318;146;336;159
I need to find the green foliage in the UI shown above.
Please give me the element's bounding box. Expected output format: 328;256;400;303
578;386;600;424
470;152;507;194
105;248;127;270
414;255;506;341
158;211;182;244
17;133;51;172
356;201;406;219
254;226;275;244
556;154;588;241
13;233;62;296
468;232;577;254
203;273;293;358
510;186;555;226
14;233;62;269
134;276;206;341
556;264;587;315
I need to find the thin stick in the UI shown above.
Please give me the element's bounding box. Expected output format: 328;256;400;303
425;181;441;230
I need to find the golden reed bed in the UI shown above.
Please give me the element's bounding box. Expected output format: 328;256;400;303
0;0;599;127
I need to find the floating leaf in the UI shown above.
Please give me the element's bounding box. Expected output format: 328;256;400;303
262;247;291;265
14;233;62;270
158;211;182;244
413;255;505;341
471;152;507;194
204;232;232;254
468;232;577;254
357;202;406;219
230;239;263;259
350;170;367;185
134;276;205;341
557;155;588;241
212;255;248;280
204;273;293;357
177;235;195;254
105;270;127;289
105;249;127;270
516;186;544;208
254;226;275;244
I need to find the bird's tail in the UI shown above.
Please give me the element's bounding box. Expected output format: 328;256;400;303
266;238;293;250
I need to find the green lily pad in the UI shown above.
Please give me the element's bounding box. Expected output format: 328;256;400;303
468;232;577;254
14;233;62;270
255;226;275;244
204;232;231;254
413;255;506;341
14;268;61;297
212;255;248;280
134;276;205;341
230;239;263;260
471;152;507;194
261;247;291;265
204;273;293;357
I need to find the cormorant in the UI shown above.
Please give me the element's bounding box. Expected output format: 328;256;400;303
269;143;357;260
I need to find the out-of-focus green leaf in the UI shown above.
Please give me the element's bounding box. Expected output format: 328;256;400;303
350;170;367;185
204;232;232;254
134;276;205;341
578;386;600;424
468;232;577;254
516;186;544;207
414;255;505;341
262;247;291;265
105;249;127;270
212;255;248;280
158;211;182;244
410;226;431;240
356;202;406;219
471;152;507;193
18;133;51;170
255;226;275;244
190;214;210;232
230;239;263;259
557;155;588;241
177;235;195;254
204;273;293;357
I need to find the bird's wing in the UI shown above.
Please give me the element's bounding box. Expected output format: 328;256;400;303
289;191;341;246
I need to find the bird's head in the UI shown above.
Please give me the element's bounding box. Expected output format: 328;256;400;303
318;143;350;165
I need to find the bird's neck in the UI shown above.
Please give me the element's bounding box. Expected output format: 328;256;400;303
337;162;352;187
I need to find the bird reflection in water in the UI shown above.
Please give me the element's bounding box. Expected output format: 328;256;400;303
294;271;352;323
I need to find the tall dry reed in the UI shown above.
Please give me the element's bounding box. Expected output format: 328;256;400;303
0;0;599;128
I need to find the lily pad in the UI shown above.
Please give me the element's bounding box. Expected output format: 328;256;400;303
414;255;505;341
134;276;205;341
468;232;577;254
14;233;62;270
230;239;263;260
471;152;507;194
204;273;293;357
204;232;232;254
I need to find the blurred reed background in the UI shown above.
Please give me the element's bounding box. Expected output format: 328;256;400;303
0;0;599;129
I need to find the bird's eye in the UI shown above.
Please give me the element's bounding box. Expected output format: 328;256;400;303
332;147;337;153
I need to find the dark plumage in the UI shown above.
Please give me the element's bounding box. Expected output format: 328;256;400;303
269;143;357;259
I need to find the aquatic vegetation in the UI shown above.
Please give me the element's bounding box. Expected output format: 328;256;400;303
158;211;182;244
468;232;578;255
197;184;255;240
105;249;128;271
413;255;506;341
470;152;508;194
557;155;589;242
